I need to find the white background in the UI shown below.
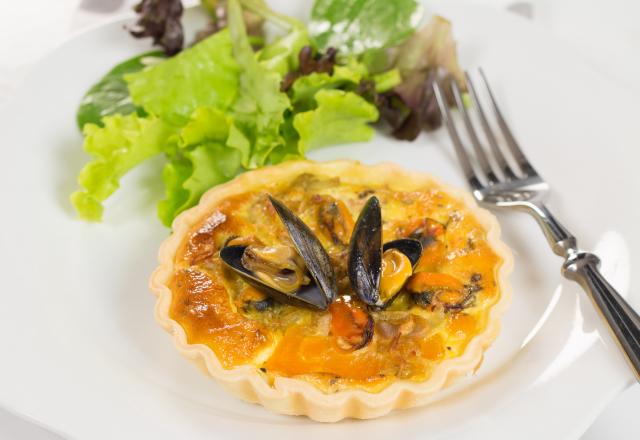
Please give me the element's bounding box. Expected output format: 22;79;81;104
0;0;638;438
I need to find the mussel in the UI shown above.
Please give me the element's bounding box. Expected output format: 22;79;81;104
402;217;447;273
348;196;423;309
316;195;355;246
220;196;337;311
329;301;374;350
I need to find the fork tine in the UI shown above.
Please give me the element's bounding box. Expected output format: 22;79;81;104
478;68;538;177
449;77;500;184
433;80;484;191
464;72;518;181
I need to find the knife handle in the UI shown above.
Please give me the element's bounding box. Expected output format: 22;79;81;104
562;251;640;381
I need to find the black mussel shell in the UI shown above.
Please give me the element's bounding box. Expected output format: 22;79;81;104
269;195;338;303
383;238;423;267
348;196;382;306
349;198;424;308
220;245;330;310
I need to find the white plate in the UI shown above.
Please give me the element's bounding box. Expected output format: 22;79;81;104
0;1;638;439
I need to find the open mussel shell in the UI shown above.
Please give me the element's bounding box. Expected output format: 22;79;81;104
383;238;423;267
220;245;330;310
348;196;382;307
268;195;338;304
349;197;424;309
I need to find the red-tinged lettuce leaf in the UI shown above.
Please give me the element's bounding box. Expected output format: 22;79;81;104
376;15;465;141
280;45;338;92
395;15;465;87
377;70;441;141
130;0;184;56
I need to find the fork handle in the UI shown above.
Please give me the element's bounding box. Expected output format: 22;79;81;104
525;202;640;380
562;251;640;381
524;202;576;256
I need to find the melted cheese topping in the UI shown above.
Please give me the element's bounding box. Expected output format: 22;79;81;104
169;173;502;393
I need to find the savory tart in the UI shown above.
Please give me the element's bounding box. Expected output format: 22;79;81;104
150;160;512;421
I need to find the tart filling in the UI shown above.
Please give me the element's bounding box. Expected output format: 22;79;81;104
151;160;513;420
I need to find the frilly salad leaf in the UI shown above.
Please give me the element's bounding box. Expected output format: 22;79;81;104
309;0;422;55
71;114;177;221
158;143;242;226
179;106;230;147
125;29;240;126
157;154;191;227
227;0;290;168
158;106;248;226
294;89;378;153
76;51;165;129
290;56;368;109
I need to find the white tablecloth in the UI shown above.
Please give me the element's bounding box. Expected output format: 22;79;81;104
0;0;638;438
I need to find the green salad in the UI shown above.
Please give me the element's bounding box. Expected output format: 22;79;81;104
71;0;464;227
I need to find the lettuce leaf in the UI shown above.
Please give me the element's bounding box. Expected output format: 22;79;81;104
179;106;230;147
157;106;249;226
125;30;240;126
293;89;378;153
290;57;368;108
71;114;176;221
309;0;422;55
227;0;290;168
258;27;310;76
157;154;191;227
76;51;165;130
160;142;241;226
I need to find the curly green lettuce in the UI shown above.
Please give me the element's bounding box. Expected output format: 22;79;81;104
290;57;368;109
125;29;240;126
71;114;177;221
158;143;242;226
157;106;249;226
294;89;378;153
227;0;291;168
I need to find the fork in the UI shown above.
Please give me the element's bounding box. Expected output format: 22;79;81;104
433;69;640;380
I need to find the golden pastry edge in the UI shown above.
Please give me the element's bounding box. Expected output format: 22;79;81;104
149;159;514;422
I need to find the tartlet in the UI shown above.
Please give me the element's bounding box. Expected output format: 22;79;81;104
150;160;513;421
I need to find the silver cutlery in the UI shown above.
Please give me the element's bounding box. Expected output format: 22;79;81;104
433;69;640;380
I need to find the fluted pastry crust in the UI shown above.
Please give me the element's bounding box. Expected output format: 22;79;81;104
150;160;513;422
